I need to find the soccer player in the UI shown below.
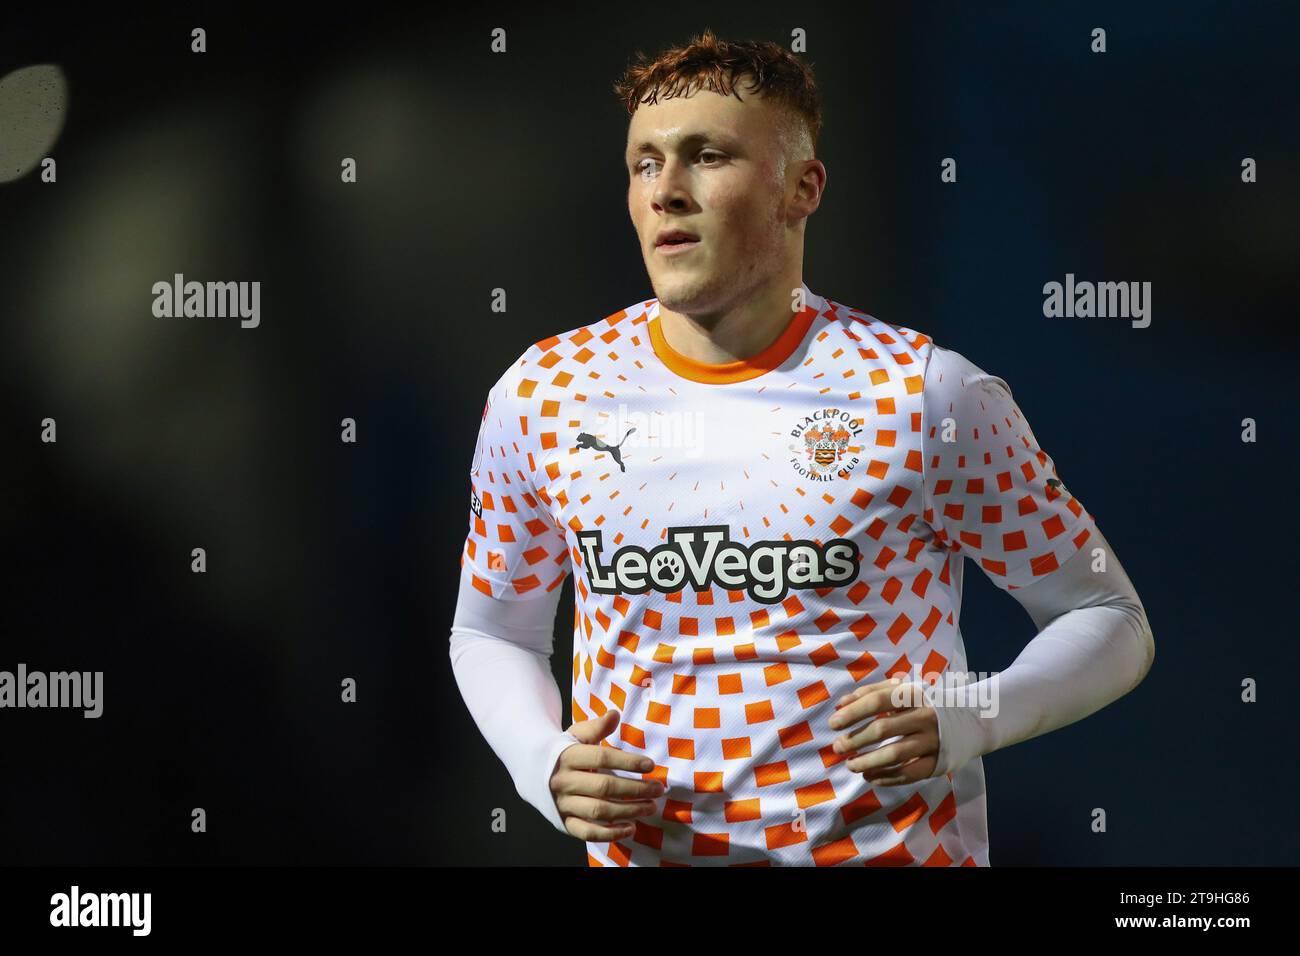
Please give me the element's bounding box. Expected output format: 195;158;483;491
449;30;1154;866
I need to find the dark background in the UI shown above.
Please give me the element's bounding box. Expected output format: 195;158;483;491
1;1;1296;865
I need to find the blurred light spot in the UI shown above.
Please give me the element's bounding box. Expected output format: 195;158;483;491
0;64;68;183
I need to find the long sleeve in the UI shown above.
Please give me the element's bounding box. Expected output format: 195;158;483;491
449;572;580;834
449;358;580;834
927;525;1155;776
917;343;1155;777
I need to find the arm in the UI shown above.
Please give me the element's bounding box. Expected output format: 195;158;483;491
448;570;580;833
918;343;1154;776
929;523;1155;776
449;362;662;838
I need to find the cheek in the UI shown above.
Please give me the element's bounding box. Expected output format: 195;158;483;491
709;181;753;219
628;180;649;216
712;192;778;253
630;201;652;241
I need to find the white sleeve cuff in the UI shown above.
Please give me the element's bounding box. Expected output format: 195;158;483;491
529;731;584;834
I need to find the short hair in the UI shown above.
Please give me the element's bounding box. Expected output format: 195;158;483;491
612;29;823;161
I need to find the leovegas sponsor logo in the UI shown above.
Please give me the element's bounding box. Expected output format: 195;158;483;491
578;524;860;605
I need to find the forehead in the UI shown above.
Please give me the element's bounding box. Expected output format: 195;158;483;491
624;86;783;152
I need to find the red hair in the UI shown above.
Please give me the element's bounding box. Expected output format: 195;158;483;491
612;29;823;157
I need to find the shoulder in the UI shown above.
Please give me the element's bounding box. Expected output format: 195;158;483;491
486;298;653;404
817;296;938;383
821;297;935;351
920;342;1014;413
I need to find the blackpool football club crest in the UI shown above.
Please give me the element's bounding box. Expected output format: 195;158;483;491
787;408;864;481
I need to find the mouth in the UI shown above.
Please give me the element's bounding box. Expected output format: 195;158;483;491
655;236;701;255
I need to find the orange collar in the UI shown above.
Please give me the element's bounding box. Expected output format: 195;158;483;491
647;299;820;384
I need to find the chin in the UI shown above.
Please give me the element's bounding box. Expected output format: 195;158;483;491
651;274;719;313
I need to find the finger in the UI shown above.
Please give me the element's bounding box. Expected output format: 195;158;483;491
832;675;931;729
833;706;933;754
566;709;622;746
828;685;902;730
561;744;655;775
847;738;930;775
866;755;939;787
833;683;871;709
564;816;637;842
557;794;659;823
833;676;899;709
553;769;665;801
846;734;933;775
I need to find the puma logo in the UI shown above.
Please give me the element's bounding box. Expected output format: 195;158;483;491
575;427;636;472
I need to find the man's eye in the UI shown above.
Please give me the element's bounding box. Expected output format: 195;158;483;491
633;153;723;177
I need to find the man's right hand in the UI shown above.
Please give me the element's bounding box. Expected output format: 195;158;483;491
550;709;665;842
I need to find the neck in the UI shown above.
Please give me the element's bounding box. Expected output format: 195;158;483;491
655;275;808;364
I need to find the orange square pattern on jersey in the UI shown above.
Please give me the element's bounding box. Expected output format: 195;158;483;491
460;289;1096;866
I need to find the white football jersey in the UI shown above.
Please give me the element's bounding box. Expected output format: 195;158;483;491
459;283;1097;866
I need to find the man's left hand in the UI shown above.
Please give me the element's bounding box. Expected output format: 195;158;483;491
827;676;941;785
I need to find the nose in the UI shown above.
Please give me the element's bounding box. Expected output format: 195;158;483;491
652;157;692;214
